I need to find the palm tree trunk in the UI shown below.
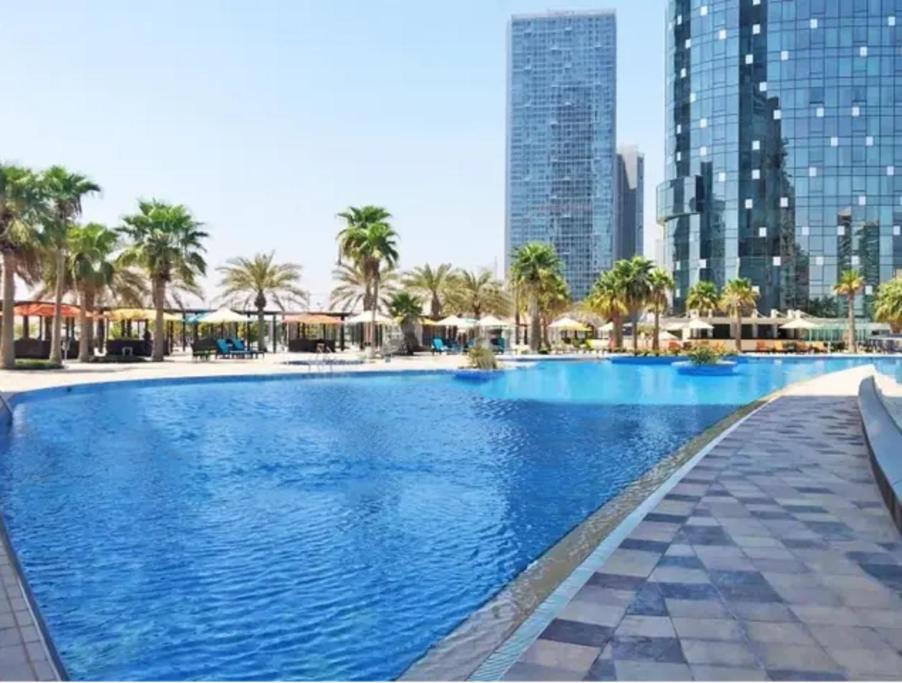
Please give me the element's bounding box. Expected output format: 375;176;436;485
370;276;379;357
431;294;440;319
653;307;661;352
1;252;16;370
735;311;743;354
631;310;640;354
257;308;267;352
49;248;66;364
528;293;540;353
614;312;623;350
152;277;166;362
848;294;856;352
78;289;90;362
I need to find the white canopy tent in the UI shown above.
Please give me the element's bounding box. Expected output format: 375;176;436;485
345;310;395;325
197;307;246;324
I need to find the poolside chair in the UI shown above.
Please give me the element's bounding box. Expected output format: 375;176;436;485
229;338;261;358
215;339;254;359
756;341;768;353
774;341;785;354
432;338;447;355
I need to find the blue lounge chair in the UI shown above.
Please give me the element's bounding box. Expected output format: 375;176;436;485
216;339;255;359
230;338;262;358
432;338;447;355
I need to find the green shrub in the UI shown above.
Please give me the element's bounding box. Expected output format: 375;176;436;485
686;345;725;366
88;355;148;364
467;345;499;370
12;359;63;371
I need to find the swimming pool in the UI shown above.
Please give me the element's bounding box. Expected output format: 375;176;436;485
0;357;898;680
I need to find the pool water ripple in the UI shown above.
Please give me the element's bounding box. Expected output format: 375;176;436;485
0;358;899;680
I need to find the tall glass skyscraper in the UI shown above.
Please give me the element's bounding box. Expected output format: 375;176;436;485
658;0;902;315
506;10;617;300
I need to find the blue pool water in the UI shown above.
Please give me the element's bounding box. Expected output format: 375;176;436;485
0;357;898;680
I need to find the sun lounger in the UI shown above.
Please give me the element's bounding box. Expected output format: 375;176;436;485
432;338;448;355
229;338;262;358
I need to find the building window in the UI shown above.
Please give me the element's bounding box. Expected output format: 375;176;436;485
680;67;687;78
752;169;760;180
700;5;708;16
859;196;867;206
781;50;790;61
780;197;789;208
810;18;818;29
745;198;754;209
866;136;875;147
889;166;896;176
773;256;781;266
837;226;846;236
699;258;707;268
690;92;697;103
894;226;901;236
801;226;810;236
752;140;760;151
890;16;896;27
774;110;782;120
700;146;708;157
809;167;818;177
852;106;861;117
851;255;860;266
753;24;761;35
719;29;727;40
685;38;692;49
718;172;726;182
758;227;767;237
759;82;768;92
865;285;874;295
700;117;708;128
816;107;824;118
830;136;839;147
859;46;868;57
815;256;824;266
745;54;754;65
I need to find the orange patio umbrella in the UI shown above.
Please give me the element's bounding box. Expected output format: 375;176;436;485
13;303;81;318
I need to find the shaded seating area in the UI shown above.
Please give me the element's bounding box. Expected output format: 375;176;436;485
11;302;81;359
285;313;344;352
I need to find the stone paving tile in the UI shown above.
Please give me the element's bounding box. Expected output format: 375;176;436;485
506;393;902;681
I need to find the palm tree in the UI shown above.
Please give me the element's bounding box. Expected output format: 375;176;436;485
721;278;758;354
68;223;118;361
586;270;627;350
446;268;508;318
616;257;654;354
511;242;562;352
41;166;100;364
119;200;208;362
337;205;399;356
874;277;902;333
218;252;307;352
403;263;453;319
686;280;720;317
0;164;46;369
388;291;422;355
834;269;866;352
648;268;675;351
539;272;571;347
330;262;399;313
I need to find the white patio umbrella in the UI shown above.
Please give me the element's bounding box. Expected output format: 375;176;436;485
683;319;715;331
197;307;246;324
658;330;679;341
599;321;615;333
345;310;394;325
437;315;476;329
780;318;821;331
550;316;590;331
477;315;512;328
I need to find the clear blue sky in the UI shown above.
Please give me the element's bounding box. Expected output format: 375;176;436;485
1;1;664;309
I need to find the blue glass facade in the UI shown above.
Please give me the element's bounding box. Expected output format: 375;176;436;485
506;11;617;300
658;0;902;315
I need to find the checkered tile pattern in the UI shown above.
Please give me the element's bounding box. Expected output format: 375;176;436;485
504;397;902;681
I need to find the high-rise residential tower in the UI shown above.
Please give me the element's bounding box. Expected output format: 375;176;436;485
616;145;645;260
506;10;617;300
657;0;902;315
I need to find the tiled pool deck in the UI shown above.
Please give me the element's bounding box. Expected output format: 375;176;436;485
503;366;902;681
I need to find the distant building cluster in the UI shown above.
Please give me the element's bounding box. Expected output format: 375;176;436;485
506;2;902;313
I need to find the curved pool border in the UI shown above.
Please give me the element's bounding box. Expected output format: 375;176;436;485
0;357;897;681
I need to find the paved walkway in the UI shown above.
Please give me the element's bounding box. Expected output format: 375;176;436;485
505;367;902;681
